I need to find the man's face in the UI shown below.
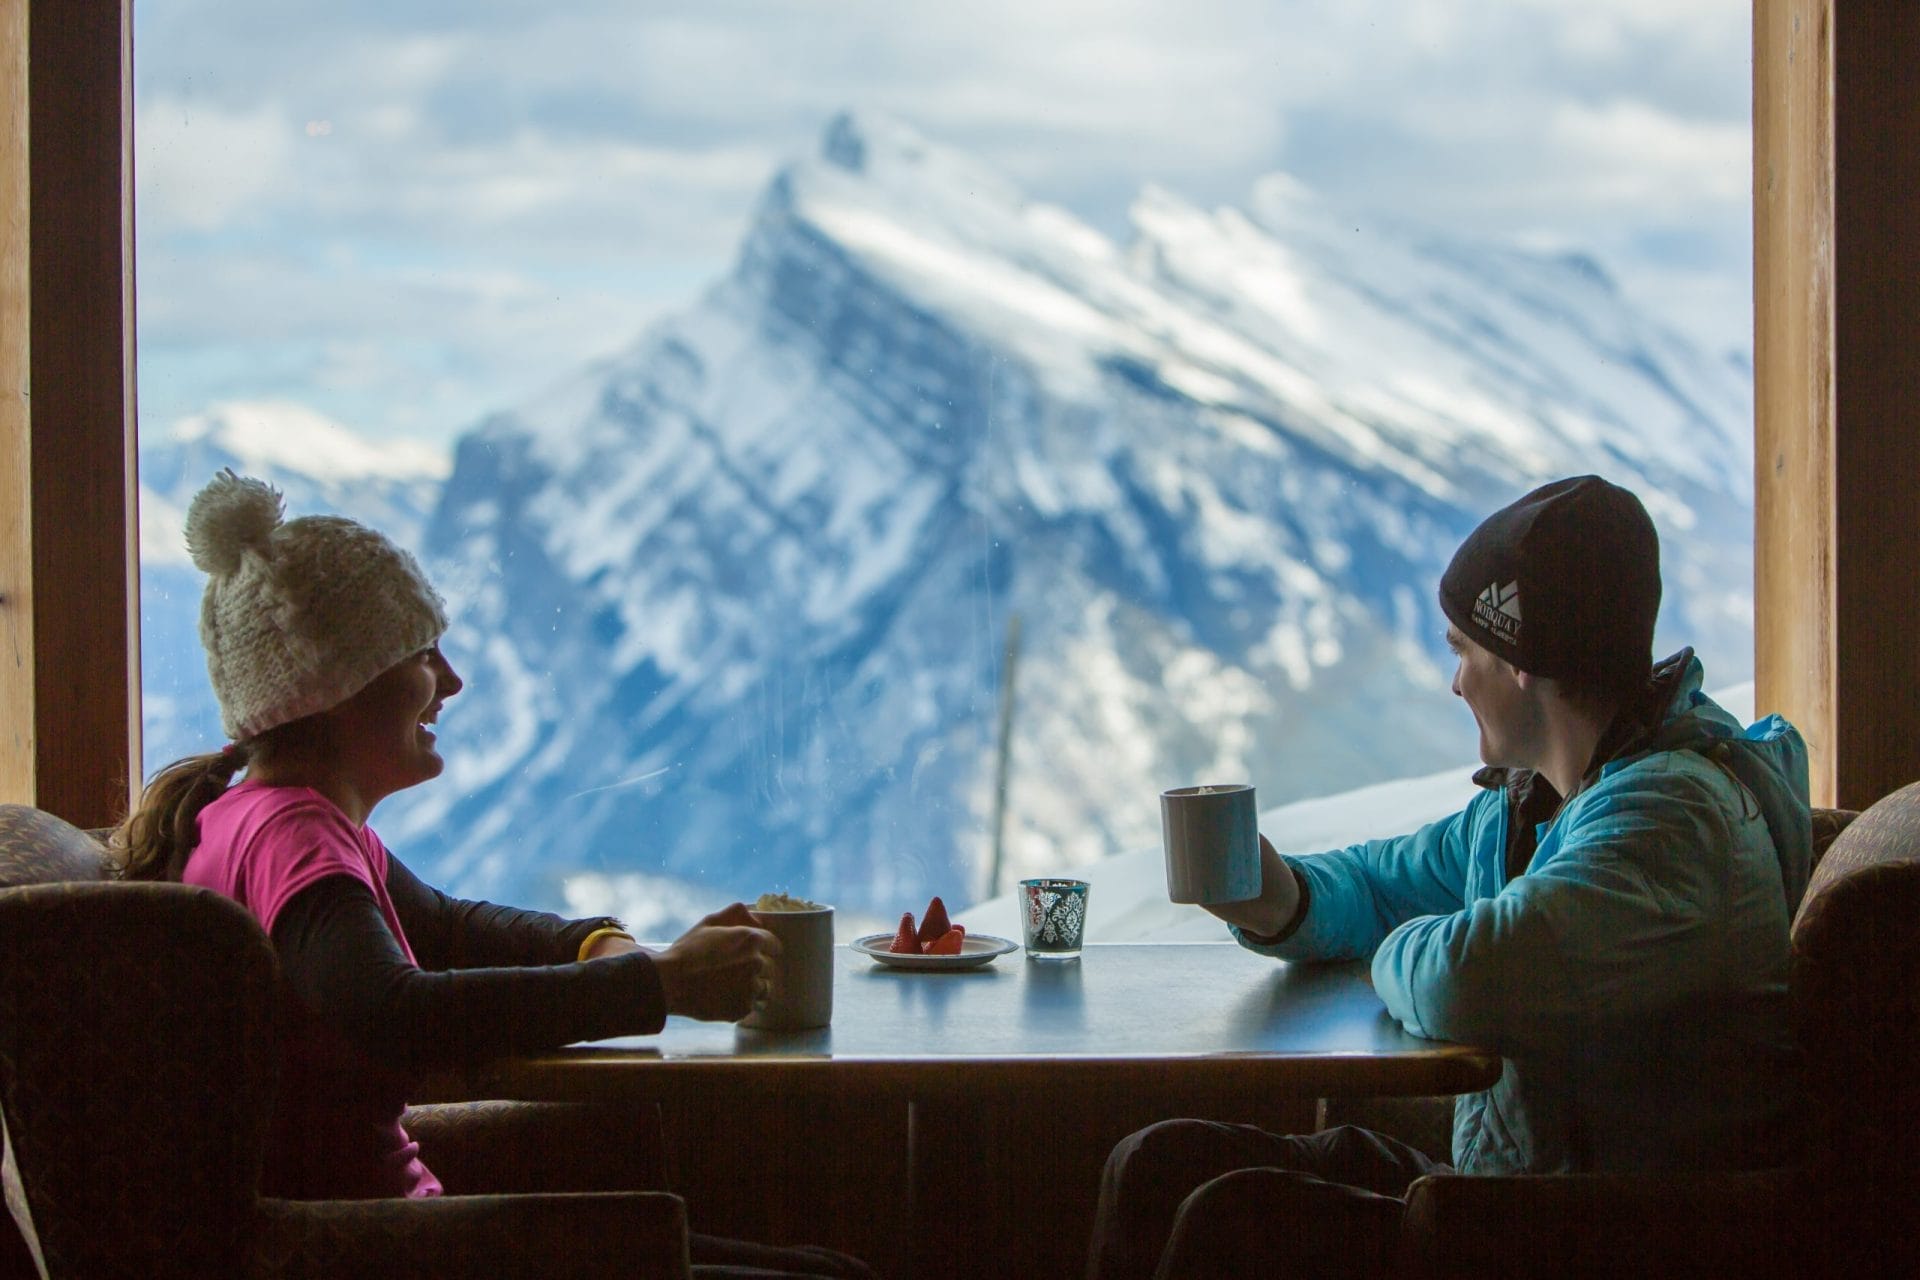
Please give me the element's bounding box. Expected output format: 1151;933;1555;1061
1448;625;1541;770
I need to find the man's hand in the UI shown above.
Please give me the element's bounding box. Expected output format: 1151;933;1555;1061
1199;835;1302;941
650;903;782;1022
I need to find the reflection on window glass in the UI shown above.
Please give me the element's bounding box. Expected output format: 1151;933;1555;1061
134;2;1754;938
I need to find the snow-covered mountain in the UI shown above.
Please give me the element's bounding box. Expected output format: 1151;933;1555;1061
142;114;1756;934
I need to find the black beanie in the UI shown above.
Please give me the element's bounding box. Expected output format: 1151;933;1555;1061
1438;475;1661;693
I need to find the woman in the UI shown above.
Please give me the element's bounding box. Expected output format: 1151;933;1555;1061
116;470;874;1278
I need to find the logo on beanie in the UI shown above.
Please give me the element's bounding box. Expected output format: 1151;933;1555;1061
1473;580;1522;645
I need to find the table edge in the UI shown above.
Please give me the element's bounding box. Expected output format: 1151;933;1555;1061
422;1046;1502;1105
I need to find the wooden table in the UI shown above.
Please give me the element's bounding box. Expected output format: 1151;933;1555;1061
438;943;1500;1276
449;942;1499;1101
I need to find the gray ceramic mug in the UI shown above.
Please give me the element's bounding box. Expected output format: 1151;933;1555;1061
741;902;835;1030
1160;784;1261;905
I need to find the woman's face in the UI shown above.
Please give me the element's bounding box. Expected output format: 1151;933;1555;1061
322;642;464;804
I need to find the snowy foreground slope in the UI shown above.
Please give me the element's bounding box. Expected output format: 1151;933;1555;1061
142;115;1756;933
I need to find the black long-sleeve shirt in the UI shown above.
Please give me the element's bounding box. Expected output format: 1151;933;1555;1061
269;855;668;1075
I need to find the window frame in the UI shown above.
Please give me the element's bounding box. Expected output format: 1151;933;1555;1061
1;0;141;828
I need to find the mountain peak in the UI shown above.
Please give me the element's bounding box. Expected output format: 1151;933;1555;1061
790;110;1025;220
819;110;934;176
821;111;889;174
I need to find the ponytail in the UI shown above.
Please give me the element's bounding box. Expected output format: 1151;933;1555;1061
111;744;252;882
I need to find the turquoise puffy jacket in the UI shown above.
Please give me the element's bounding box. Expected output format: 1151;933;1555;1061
1240;655;1811;1174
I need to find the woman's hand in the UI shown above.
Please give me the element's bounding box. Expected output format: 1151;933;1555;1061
650;902;782;1022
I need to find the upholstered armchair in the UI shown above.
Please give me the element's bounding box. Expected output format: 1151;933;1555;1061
1390;789;1920;1279
0;804;689;1279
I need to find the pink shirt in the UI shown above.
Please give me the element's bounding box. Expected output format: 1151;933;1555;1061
185;781;443;1199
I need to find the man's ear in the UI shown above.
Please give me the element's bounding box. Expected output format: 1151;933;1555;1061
1508;663;1537;690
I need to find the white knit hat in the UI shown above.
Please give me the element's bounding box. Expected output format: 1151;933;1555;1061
185;470;449;741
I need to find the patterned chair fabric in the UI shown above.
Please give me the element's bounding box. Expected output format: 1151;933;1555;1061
248;1190;690;1280
0;806;111;888
2;1095;44;1279
0;807;691;1278
0;881;287;1277
402;1099;668;1196
1790;782;1920;1187
1397;1167;1803;1280
1810;805;1862;866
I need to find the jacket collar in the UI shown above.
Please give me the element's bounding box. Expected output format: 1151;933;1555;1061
1472;649;1697;879
1471;648;1696;797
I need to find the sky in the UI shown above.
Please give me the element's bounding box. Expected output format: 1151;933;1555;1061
133;0;1754;452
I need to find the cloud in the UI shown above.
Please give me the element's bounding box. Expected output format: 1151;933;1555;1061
131;0;1756;444
134;242;670;442
137;96;293;232
132;1;1754;229
331;132;777;258
1547;99;1748;205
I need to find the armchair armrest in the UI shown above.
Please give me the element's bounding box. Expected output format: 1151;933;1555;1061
251;1190;690;1280
1398;1168;1804;1280
403;1100;668;1195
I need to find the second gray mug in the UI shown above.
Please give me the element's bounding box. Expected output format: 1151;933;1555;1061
1160;784;1260;905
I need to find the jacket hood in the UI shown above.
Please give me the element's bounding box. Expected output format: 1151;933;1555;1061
1615;651;1813;916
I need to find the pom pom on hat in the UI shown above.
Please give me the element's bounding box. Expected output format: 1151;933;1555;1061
187;470;449;741
185;471;284;577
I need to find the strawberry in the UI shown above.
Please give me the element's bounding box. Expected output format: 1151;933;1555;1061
887;912;922;954
926;925;966;956
916;896;952;949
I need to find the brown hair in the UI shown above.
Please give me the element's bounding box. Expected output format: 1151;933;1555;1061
110;742;255;881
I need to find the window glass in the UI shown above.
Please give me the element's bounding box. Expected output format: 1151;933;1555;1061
135;1;1754;938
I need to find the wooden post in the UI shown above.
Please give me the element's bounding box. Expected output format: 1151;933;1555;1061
1754;0;1920;810
0;0;141;826
2;0;32;801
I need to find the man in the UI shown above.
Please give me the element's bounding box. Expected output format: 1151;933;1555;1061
1087;475;1811;1280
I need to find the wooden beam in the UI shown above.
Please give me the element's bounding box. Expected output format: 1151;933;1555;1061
1755;0;1920;810
1754;1;1835;803
1829;4;1920;810
0;0;140;825
2;0;36;804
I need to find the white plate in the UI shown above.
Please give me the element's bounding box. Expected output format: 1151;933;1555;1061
850;932;1019;970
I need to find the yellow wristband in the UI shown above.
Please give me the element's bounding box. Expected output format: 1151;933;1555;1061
577;926;636;962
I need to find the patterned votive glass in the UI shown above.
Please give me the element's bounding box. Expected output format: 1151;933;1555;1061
1019;877;1090;960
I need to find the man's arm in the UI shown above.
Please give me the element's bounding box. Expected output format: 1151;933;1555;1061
1371;765;1781;1050
1227;796;1486;962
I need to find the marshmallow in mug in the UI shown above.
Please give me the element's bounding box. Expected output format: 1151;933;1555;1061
753;891;826;912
